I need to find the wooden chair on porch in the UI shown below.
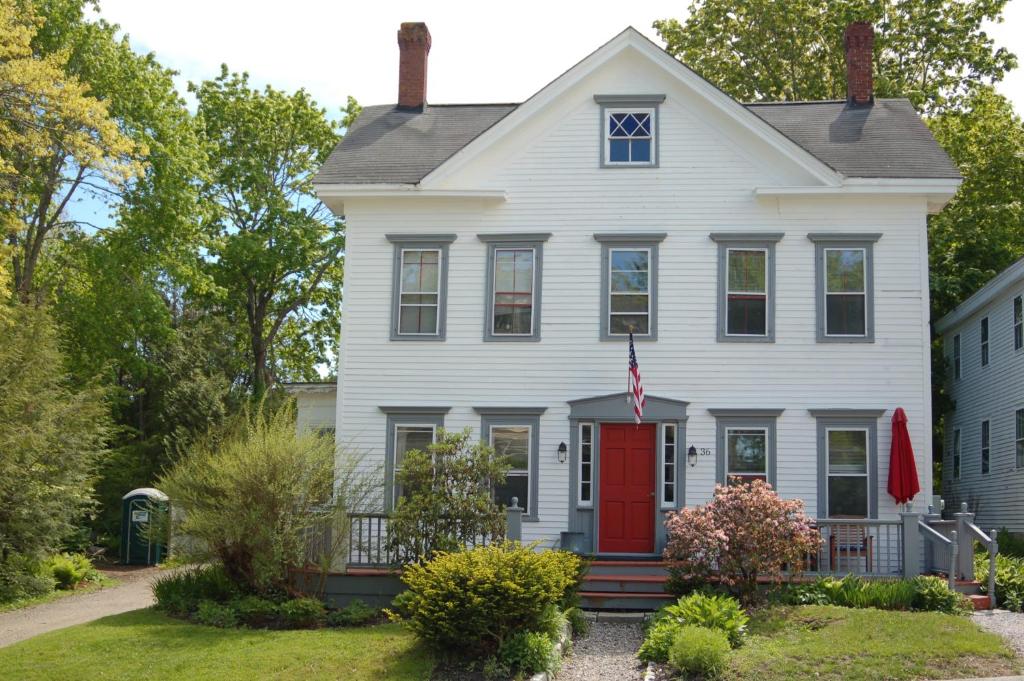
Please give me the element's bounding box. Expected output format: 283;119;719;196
828;517;873;573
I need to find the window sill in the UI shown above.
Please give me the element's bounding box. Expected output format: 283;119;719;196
390;335;447;342
817;336;875;344
718;334;775;343
601;334;657;342
483;335;541;343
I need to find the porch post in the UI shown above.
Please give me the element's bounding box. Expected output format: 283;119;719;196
507;497;523;542
900;512;921;578
953;502;975;581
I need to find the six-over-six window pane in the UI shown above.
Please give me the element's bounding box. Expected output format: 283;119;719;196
727;248;768;336
609;248;651;335
492;247;535;335
827;429;868;517
399;249;441;334
824;248;867;336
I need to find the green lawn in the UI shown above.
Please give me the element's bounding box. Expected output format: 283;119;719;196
0;608;433;681
724;605;1018;681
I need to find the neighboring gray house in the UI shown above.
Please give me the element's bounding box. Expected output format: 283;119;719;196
937;257;1024;532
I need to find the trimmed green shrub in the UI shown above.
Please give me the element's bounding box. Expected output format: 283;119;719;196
668;626;731;679
977;553;1024;611
393;542;583;657
497;631;560;677
152;565;239;616
327;599;376;627
279;597;326;628
233;596;279;627
639;592;747;662
195;600;238;628
43;553;98;590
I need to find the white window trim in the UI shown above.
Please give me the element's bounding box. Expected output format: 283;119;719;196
578;422;594;507
607;246;652;337
397;247;442;337
824;427;870;518
981;317;990;367
725;247;769;338
981;419;991;475
490;246;537;337
953;427;962;479
823;246;868;338
490;424;532;508
604;107;656;166
392;423;438;505
725;426;769;480
661;423;677;509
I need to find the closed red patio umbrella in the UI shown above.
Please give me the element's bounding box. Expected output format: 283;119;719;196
888;407;921;506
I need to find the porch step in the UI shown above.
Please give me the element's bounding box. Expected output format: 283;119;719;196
587;561;670;577
955;580;983;596
583;574;669;594
579;591;675;611
968;594;993;610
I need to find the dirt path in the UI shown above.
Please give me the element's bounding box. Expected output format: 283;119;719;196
0;566;163;648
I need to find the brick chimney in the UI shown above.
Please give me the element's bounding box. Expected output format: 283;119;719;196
844;22;874;106
397;22;431;110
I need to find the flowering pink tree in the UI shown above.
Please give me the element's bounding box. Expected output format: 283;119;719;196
663;479;821;603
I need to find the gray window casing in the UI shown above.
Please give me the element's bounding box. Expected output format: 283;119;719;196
475;407;547;521
386;234;456;341
594;95;666;169
567;392;688;555
808;233;881;343
809;408;884;518
594;233;667;341
478;233;551;342
709;408;783;487
379;405;450;511
710;232;784;343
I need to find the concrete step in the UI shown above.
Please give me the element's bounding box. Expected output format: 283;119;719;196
583;574;669;594
587;560;670;577
968;594;993;610
580;591;675;611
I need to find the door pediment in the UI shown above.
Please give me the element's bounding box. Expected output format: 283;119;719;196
567;392;688;422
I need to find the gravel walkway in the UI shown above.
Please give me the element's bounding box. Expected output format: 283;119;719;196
0;566;163;648
974;609;1024;658
559;620;648;681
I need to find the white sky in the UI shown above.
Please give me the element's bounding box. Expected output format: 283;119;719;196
95;0;1024;117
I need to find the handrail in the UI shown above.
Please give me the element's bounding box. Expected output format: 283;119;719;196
965;520;993;546
918;521;952;546
815;518;900;526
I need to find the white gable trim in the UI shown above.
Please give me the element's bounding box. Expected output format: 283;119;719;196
419;27;842;189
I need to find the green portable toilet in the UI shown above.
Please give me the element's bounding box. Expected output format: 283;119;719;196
120;488;168;565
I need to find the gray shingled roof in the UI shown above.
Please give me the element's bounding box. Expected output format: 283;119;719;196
746;98;960;179
315;98;958;185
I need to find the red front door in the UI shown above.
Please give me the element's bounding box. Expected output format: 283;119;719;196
599;423;656;553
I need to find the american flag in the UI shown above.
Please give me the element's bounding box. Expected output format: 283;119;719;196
627;332;646;424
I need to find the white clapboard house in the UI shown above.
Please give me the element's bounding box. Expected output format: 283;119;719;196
301;22;998;608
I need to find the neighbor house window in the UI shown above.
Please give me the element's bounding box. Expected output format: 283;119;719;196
711;233;782;341
953;428;961;480
595;233;665;340
1014;295;1023;351
594;94;664;168
1017;409;1024;469
662;423;677;507
380;406;449;511
578;423;593;506
477;408;545;519
387;234;455;340
981;317;990;367
981;420;991;475
825;429;869;517
479;233;549;341
953;334;962;380
809;234;879;342
712;409;781;488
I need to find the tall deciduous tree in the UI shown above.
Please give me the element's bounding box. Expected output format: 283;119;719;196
192;68;347;396
654;0;1016;113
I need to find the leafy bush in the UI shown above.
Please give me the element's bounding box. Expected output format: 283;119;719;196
233;596;279;627
279;597;326;628
43;553;98;590
912;576;973;615
387;429;510;564
497;631;560;677
0;557;56;604
195;600;238;628
995;528;1024;558
152;565;239;616
668;626;731;679
638;592;747;662
565;606;589;637
327;599;376;627
977;553;1024;611
780;575;970;614
393;542;582;657
664;480;820;604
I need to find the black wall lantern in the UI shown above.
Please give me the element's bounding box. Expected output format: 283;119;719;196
687;445;698;467
557;442;568;463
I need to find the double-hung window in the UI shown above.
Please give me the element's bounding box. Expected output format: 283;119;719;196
578;423;594;507
479;233;549;341
1014;295;1023;351
662;423;677;507
1016;409;1024;469
981;317;990;367
594;95;664;167
811;410;882;519
809;234;879;341
953;428;961;480
953;334;962;380
981;420;991;475
380;406;448;511
387;234;454;340
712;409;781;488
595;233;664;340
711;233;781;341
477;408;545;519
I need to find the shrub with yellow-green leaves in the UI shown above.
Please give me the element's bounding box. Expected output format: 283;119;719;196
392;542;583;657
